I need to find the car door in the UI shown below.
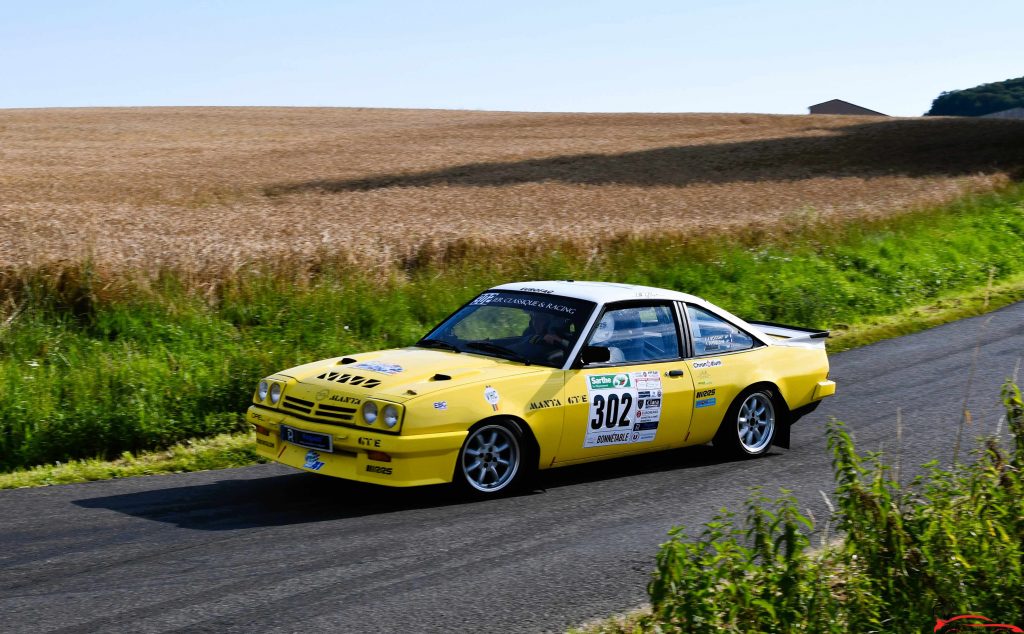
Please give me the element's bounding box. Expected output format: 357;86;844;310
554;302;695;464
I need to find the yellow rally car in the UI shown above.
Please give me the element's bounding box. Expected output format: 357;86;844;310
248;281;836;495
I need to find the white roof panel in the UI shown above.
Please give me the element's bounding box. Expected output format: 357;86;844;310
490;280;706;306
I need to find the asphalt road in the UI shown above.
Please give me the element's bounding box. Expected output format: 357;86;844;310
2;302;1022;634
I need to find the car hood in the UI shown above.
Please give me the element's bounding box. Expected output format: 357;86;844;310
276;347;548;403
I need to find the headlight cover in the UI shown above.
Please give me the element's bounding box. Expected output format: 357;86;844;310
269;383;282;405
382;404;400;428
257;380;269;401
362;401;378;424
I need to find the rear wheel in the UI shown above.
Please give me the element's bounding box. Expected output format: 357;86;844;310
457;422;525;495
714;389;777;457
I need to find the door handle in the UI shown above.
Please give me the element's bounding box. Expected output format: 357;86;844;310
666;369;684;377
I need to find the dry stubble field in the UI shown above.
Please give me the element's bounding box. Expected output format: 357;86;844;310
2;107;1023;278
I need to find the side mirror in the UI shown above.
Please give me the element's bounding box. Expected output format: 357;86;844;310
580;345;611;365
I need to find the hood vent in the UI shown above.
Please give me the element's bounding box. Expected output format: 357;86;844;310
315;371;381;389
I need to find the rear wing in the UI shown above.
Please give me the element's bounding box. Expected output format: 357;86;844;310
747;321;829;347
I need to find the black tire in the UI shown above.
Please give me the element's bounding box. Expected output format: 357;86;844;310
455;420;531;496
713;388;778;457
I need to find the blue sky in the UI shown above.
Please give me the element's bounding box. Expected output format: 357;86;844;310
2;1;1021;116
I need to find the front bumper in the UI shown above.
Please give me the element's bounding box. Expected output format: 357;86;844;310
247;406;466;487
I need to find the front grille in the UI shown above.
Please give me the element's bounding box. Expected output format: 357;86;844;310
315;371;381;389
315;403;356;422
282;396;313;414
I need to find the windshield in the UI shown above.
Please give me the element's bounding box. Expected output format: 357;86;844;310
418;291;596;367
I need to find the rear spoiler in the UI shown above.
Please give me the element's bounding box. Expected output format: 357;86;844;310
747;320;829;345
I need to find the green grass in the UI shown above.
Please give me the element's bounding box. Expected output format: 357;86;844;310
0;433;262;489
1;185;1023;473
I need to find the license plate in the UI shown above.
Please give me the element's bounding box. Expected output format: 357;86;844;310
279;425;333;452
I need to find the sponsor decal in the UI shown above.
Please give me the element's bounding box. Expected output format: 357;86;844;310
584;371;664;447
366;464;394;475
692;359;723;369
433;401;448;410
588;374;618;390
696;397;717;408
328;394;360;404
934;615;1023;633
471;292;499;305
484;386;500;411
475;293;578;315
703;334;732;343
594;432;631;444
517;287;554;294
528;398;562;411
256;438;275;448
694;369;714;386
352;362;403;375
303;450;325;471
315;389;329;401
695;388;716;399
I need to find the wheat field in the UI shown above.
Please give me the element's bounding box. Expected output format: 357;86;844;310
2;107;1022;277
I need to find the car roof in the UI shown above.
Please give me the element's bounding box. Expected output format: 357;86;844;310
487;280;775;351
490;280;707;306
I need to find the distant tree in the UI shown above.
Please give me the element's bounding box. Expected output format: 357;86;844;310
926;76;1024;116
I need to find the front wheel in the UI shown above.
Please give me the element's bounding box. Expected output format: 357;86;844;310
714;389;777;457
456;422;525;495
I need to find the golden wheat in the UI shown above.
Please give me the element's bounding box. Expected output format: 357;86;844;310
1;107;1021;279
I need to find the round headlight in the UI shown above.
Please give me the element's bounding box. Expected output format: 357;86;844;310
269;383;282;404
382;405;399;428
362;401;378;424
257;380;269;401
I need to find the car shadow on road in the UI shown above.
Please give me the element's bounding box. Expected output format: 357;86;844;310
72;445;768;531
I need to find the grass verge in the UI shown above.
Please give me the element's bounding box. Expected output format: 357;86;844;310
826;271;1024;352
0;433;262;489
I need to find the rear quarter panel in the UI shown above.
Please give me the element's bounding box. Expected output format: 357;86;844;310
683;345;829;445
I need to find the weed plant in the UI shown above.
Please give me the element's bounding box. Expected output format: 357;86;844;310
640;382;1024;633
0;188;1022;470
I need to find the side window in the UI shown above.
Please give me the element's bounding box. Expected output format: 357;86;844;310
587;305;680;363
685;305;755;355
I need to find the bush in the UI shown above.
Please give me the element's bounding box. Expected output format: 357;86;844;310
643;382;1024;633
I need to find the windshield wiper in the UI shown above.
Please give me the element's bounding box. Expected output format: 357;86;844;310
416;338;461;353
466;341;530;365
